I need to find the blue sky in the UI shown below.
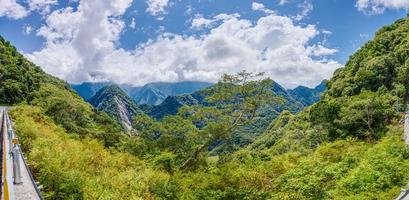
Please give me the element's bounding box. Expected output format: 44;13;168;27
0;0;408;88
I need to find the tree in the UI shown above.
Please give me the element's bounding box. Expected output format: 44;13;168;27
335;90;397;140
177;71;282;169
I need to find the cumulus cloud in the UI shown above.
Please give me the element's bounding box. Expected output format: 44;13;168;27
356;0;409;15
28;0;341;88
27;0;133;82
146;0;169;19
28;0;58;15
252;2;275;14
0;0;29;19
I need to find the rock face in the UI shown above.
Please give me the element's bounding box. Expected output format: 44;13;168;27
89;85;142;132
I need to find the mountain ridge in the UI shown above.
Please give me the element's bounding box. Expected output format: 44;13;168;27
89;85;142;132
72;81;213;105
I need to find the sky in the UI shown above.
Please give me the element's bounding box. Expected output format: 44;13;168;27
0;0;408;88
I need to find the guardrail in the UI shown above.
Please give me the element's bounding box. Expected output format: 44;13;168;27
2;109;14;200
1;108;43;200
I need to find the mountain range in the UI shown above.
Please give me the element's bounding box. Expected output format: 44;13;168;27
86;79;327;148
71;81;213;105
141;80;327;120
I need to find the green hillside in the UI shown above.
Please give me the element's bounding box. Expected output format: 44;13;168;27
2;16;409;199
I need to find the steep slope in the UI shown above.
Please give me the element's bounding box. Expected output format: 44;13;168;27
89;85;143;132
0;35;162;199
0;35;124;147
71;82;111;101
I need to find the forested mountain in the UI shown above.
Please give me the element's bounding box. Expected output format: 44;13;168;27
72;81;212;105
140;94;200;120
125;81;213;105
71;82;111;101
288;80;327;106
1;16;409;199
89;85;143;132
141;80;321;121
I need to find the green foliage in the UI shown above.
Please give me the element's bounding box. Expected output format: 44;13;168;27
0;35;125;148
132;71;281;170
325;17;409;102
10;105;169;200
31;83;125;148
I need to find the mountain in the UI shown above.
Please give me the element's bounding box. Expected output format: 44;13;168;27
124;81;213;105
71;82;111;101
125;84;166;105
141;94;200;120
140;80;324;150
89;85;143;132
287;80;327;106
72;81;213;105
142;81;324;121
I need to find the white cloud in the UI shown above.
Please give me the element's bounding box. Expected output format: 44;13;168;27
0;0;29;19
28;1;341;89
129;17;136;29
278;0;288;5
146;0;169;19
293;1;313;21
22;24;33;35
307;45;338;56
28;0;58;15
191;15;216;29
191;13;240;29
356;0;409;15
27;0;133;82
252;2;275;14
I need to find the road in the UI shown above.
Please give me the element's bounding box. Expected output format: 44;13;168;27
397;112;409;200
0;107;42;200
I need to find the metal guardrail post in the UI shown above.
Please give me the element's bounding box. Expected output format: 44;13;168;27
12;139;22;185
